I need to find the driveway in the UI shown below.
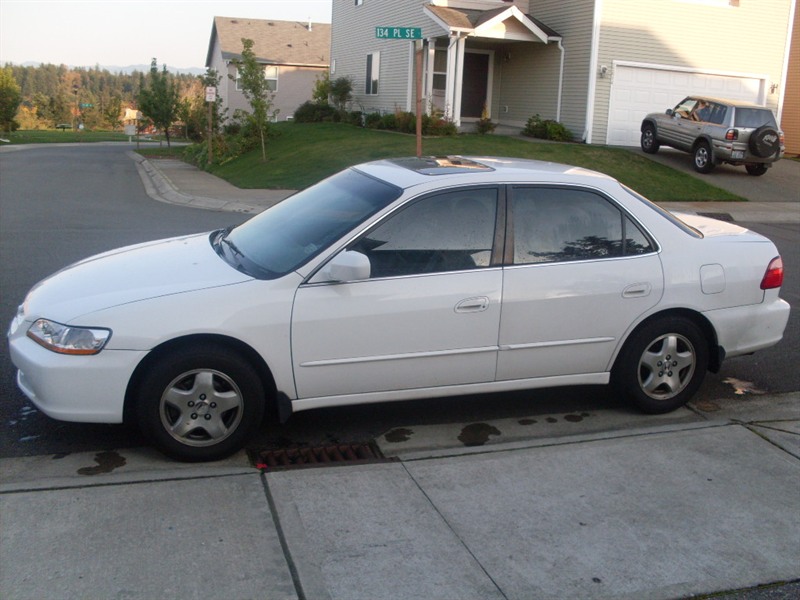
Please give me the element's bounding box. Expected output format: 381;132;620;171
630;147;800;203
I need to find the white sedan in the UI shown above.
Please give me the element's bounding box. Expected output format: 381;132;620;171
7;157;790;461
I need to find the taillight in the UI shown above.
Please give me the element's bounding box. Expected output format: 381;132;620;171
761;256;784;290
725;129;739;141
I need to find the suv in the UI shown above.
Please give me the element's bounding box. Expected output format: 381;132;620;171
640;96;784;175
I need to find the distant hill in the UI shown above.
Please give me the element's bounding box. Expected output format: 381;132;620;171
8;61;205;76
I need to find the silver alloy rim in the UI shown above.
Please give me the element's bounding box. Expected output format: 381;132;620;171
643;129;654;148
695;146;709;168
159;369;244;447
637;333;696;400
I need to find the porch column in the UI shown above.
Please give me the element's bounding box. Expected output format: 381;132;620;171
425;38;436;115
445;34;466;126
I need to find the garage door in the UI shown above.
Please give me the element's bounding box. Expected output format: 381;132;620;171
606;64;765;146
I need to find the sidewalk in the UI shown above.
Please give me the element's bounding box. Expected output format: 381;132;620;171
1;393;798;599
131;151;800;224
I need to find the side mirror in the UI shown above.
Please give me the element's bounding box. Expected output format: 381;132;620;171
666;109;674;116
316;250;371;283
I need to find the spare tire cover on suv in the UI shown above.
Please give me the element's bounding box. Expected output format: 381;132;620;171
749;126;781;158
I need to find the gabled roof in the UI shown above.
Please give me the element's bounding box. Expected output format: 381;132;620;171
425;4;560;42
206;16;330;68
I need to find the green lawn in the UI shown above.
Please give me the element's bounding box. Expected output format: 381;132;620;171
201;123;744;202
3;129;188;145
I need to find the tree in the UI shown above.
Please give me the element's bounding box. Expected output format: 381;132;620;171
0;66;22;134
137;58;180;147
229;38;276;161
103;96;123;130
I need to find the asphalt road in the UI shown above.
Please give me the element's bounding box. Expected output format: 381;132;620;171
0;144;797;458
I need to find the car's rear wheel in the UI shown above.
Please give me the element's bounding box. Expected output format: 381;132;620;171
614;317;708;414
745;163;768;176
641;124;660;154
135;344;265;461
693;141;714;173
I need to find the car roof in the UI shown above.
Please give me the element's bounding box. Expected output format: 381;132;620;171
353;156;615;190
686;95;769;109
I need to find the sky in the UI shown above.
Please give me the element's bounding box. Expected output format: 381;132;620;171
0;0;333;70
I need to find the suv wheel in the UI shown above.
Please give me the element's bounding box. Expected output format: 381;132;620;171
745;163;768;176
693;141;715;173
749;126;781;159
641;124;660;154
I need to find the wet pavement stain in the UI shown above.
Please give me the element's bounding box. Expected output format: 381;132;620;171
458;423;501;447
546;417;558;423
694;400;721;412
564;412;591;422
384;428;414;443
77;451;127;476
518;418;538;426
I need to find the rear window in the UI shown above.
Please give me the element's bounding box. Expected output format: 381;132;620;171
734;108;777;128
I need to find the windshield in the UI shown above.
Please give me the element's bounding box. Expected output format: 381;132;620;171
220;168;402;279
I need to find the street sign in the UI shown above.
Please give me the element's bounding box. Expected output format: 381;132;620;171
375;27;422;39
205;86;217;103
79;103;93;108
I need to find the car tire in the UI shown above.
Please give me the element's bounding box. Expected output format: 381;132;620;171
135;344;265;462
749;125;781;159
640;124;660;154
614;317;708;414
745;163;768;176
693;141;714;173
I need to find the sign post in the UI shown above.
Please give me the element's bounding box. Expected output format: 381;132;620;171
205;86;216;165
376;27;424;157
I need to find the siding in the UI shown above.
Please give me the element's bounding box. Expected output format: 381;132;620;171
332;0;439;114
593;0;793;144
528;0;597;139
781;0;799;155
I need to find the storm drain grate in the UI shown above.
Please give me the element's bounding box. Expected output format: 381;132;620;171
252;442;392;471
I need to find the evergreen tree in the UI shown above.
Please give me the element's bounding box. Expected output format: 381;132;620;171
137;58;180;146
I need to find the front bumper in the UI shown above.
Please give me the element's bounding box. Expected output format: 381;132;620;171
8;330;146;423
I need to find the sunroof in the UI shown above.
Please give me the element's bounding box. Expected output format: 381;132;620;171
390;156;494;175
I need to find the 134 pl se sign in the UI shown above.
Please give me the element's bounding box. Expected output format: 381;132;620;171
376;27;422;39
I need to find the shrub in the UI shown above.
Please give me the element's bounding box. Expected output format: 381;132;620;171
523;114;572;142
293;101;338;123
364;112;382;128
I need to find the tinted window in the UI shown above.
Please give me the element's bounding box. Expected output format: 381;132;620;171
511;187;655;264
734;108;777;128
226;169;401;278
351;188;498;278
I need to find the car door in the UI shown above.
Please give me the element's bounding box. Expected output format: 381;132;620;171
291;187;503;399
661;97;699;149
496;186;663;381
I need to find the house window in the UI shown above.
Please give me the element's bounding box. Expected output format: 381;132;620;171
265;65;278;92
432;49;447;93
235;66;279;92
366;52;380;95
355;0;363;5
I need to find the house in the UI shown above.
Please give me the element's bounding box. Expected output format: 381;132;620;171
206;16;331;122
331;0;796;146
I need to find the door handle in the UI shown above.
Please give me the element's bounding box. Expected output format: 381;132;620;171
455;296;490;313
622;283;652;298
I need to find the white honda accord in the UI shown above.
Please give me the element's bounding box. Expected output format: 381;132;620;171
8;157;790;461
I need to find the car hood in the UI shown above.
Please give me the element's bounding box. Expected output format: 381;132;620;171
22;233;252;323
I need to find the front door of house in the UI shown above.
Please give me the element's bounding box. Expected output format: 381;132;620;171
461;52;490;119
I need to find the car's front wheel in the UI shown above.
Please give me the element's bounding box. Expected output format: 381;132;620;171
614;317;708;414
745;163;768;176
640;124;660;154
693;141;715;173
135;344;265;461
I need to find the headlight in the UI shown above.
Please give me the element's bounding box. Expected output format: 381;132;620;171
27;319;111;355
